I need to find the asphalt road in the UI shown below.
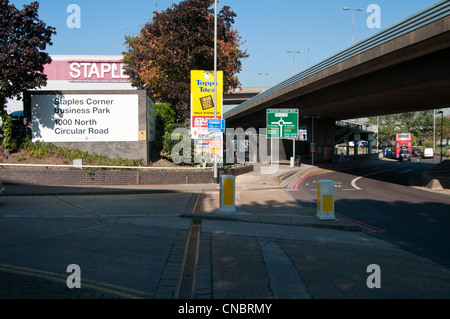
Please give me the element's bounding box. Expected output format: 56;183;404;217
0;192;194;297
289;157;450;269
1;162;450;300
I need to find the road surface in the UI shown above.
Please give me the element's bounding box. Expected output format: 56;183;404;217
288;157;450;268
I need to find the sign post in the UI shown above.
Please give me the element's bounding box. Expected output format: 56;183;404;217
190;70;223;177
214;1;219;183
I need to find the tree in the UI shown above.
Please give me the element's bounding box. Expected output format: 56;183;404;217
369;114;399;145
369;110;444;148
154;102;176;156
0;0;55;148
406;111;434;145
123;0;248;125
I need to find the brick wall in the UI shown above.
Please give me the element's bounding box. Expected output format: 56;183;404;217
0;165;253;186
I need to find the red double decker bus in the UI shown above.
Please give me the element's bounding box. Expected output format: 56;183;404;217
391;133;412;159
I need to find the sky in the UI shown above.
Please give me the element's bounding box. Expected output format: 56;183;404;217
8;0;442;89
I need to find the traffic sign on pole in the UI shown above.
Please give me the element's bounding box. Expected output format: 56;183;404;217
207;118;225;133
267;109;299;139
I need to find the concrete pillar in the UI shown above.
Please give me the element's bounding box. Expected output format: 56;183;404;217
368;133;374;155
354;133;360;156
304;118;336;163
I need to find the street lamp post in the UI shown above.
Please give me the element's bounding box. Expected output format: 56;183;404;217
258;73;269;90
305;47;310;68
438;110;444;163
213;0;218;183
287;50;301;76
343;7;363;45
434;109;436;150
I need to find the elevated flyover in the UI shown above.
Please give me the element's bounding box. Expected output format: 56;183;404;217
223;87;266;105
225;0;450;162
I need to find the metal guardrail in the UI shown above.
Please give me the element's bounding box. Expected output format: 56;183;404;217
225;0;450;118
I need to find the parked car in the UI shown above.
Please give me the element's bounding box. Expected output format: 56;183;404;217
383;147;393;158
399;148;411;162
412;148;423;157
423;148;434;158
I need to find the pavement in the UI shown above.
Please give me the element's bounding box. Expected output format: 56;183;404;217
1;160;450;300
410;157;450;194
0;161;359;231
185;162;360;231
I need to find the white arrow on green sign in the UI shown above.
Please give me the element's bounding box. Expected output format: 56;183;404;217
266;109;299;139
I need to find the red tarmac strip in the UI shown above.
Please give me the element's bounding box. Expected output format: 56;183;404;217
290;168;319;189
290;168;386;233
335;212;386;233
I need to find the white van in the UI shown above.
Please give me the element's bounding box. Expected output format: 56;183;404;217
423;148;434;158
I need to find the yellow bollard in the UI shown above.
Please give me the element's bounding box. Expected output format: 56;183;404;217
219;175;236;213
316;179;335;220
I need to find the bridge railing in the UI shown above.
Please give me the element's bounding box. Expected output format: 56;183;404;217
335;120;377;144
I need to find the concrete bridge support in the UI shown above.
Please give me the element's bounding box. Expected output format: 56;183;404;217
302;117;336;163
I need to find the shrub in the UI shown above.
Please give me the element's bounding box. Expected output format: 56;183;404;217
20;140;143;167
160;123;187;161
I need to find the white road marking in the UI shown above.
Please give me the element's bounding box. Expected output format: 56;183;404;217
350;166;404;191
351;177;363;190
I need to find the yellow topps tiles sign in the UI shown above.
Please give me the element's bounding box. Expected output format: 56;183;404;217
190;70;223;139
190;70;223;94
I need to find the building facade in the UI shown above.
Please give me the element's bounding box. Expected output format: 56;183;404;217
16;55;156;164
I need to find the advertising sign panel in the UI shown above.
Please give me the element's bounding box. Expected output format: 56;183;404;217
190;70;223;139
31;94;139;142
44;59;129;81
209;132;223;155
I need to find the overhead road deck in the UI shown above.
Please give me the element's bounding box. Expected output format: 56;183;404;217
225;0;450;129
223;87;266;105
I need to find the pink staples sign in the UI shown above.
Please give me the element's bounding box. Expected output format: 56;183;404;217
44;60;130;81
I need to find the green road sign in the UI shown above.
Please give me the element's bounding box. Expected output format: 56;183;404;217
267;109;299;139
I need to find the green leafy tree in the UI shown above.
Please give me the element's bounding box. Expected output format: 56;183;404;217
156;103;176;137
123;0;248;125
370;114;399;146
369;110;447;148
154;102;176;156
0;0;55;149
406;111;434;145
